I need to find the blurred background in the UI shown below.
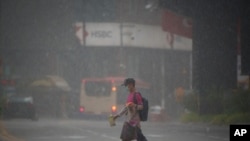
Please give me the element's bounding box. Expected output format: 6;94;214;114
0;0;249;121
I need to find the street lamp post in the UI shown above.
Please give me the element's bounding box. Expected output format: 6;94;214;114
161;54;165;109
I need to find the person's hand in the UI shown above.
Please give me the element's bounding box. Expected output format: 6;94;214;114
113;115;119;120
126;102;135;107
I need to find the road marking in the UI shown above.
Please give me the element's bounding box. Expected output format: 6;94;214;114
31;135;87;139
101;134;120;140
146;134;164;138
87;130;120;140
209;135;229;141
86;130;99;135
63;135;87;139
194;133;229;141
77;126;164;140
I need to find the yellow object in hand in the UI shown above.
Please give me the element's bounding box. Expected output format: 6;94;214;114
108;115;116;127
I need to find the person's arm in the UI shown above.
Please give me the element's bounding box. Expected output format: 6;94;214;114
113;106;127;119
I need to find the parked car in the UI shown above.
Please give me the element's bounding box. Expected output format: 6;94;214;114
3;95;39;121
149;105;166;122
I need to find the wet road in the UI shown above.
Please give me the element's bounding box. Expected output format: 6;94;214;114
2;118;229;141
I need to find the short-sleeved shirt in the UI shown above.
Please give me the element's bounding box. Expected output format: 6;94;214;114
117;92;143;127
126;92;143;105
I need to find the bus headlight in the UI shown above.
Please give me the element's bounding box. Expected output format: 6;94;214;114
111;86;117;92
111;105;117;113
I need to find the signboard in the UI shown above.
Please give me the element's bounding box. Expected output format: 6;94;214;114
122;23;171;49
122;23;192;50
75;22;84;45
85;23;120;46
173;35;192;51
74;22;192;50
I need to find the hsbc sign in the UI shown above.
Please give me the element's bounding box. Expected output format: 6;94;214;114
85;23;120;46
90;31;112;38
74;22;192;50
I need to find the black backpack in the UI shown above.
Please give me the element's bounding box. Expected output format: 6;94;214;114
133;92;149;122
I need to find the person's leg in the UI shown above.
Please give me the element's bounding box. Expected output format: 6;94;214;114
136;127;147;141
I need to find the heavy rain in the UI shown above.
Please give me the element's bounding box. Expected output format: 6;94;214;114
0;0;250;141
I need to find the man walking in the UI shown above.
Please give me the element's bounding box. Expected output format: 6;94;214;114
113;78;147;141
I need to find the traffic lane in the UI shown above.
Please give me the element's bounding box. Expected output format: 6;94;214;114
3;119;228;141
142;121;229;140
58;120;229;141
3;120;121;141
2;119;229;141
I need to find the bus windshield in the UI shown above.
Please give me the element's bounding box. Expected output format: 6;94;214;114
85;81;111;97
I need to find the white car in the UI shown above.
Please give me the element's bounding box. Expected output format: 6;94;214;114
149;105;166;122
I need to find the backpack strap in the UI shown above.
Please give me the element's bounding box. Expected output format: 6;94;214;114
132;92;143;121
128;92;139;120
133;92;142;109
133;92;138;104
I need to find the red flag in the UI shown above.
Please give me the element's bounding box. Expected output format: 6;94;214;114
162;10;192;38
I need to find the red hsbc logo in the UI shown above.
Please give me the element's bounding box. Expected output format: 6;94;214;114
162;9;193;38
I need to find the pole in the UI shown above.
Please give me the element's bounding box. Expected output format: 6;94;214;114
161;54;165;109
189;53;193;90
119;1;124;76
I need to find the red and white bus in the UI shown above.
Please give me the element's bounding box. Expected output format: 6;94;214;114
79;76;150;116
